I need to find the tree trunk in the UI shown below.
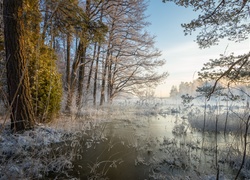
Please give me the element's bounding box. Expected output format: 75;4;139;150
93;2;104;106
76;0;90;109
86;42;97;97
100;52;109;106
109;55;118;102
66;32;71;91
76;46;86;109
41;0;48;42
203;97;207;134
107;53;113;103
3;0;35;132
100;29;113;106
65;41;82;112
93;44;101;106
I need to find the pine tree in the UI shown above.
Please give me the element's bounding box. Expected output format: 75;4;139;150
3;0;35;132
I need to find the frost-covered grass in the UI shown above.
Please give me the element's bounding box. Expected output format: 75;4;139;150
0;119;77;179
0;102;249;179
220;149;250;179
0;110;111;180
187;106;250;134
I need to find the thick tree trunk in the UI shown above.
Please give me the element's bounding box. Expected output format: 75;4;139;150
65;41;82;111
3;0;35;132
76;46;86;109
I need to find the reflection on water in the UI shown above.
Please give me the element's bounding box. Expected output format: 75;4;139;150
63;113;248;179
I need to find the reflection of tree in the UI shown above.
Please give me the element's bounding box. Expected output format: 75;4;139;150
181;94;194;110
196;83;238;130
196;83;211;133
179;82;192;95
221;89;242;135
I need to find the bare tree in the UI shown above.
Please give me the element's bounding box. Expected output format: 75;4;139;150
100;0;167;103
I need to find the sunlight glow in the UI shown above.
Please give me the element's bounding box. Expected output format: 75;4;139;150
154;39;250;97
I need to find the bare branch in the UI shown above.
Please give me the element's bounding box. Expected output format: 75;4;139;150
208;52;250;99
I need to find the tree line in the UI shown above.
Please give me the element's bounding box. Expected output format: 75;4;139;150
0;0;167;132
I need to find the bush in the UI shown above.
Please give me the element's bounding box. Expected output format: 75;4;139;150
29;46;62;123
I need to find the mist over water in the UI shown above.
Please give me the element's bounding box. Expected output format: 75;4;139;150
51;99;250;179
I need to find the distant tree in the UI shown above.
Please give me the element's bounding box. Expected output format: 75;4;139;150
179;81;192;96
169;85;178;98
3;0;35;131
196;83;213;133
134;87;155;104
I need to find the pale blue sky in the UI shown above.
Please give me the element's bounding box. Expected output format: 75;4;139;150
146;0;250;97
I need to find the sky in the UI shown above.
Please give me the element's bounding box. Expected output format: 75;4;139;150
145;0;250;97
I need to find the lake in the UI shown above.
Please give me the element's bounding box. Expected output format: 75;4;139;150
52;105;249;179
